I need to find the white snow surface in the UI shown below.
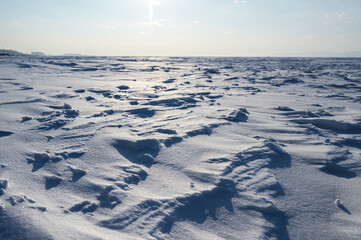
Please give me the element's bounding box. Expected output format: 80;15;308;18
0;56;360;239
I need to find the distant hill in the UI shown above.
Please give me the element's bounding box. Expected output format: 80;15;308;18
0;49;24;56
0;49;86;57
31;51;46;56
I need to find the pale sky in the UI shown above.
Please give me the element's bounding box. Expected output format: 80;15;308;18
1;0;361;56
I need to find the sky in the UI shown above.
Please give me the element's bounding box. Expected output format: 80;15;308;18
0;0;361;56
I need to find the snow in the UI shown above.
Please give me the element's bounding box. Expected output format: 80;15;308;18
0;56;361;239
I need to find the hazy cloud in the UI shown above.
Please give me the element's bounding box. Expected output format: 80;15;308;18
234;0;248;4
13;21;26;27
187;20;200;28
104;25;117;29
323;11;355;25
138;19;164;27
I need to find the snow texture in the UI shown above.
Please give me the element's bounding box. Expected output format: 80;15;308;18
0;56;361;239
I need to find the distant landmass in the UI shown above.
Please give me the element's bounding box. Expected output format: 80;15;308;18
62;53;84;57
0;49;24;56
1;48;361;58
0;49;48;56
291;51;361;58
31;51;46;56
0;49;86;57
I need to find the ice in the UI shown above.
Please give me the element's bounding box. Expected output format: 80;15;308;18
0;56;360;239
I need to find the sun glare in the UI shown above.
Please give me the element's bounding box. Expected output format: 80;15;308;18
148;0;161;22
149;0;154;21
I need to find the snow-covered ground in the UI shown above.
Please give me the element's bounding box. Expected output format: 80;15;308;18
0;56;360;240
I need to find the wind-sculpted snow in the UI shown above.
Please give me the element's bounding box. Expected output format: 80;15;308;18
0;56;361;239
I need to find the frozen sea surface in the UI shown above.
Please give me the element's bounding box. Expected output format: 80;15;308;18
0;56;361;239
